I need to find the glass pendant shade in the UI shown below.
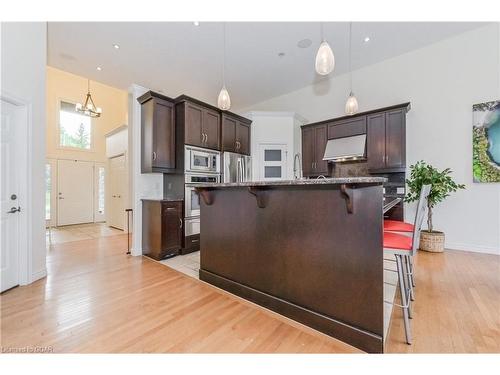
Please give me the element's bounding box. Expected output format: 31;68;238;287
345;92;359;115
315;41;335;75
217;86;231;110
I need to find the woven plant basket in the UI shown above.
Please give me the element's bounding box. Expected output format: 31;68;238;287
419;230;445;253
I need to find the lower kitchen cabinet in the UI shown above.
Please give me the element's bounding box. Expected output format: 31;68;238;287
142;199;183;260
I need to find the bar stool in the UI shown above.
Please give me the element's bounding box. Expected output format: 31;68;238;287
383;184;431;344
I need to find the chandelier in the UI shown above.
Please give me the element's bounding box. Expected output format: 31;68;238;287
76;79;102;117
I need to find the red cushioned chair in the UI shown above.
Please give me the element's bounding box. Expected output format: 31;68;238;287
383;219;414;232
383;184;431;345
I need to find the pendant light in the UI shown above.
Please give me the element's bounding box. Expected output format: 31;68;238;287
315;22;335;75
217;22;231;110
76;79;102;117
345;22;359;115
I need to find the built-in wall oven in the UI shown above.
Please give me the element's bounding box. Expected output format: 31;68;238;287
183;146;221;245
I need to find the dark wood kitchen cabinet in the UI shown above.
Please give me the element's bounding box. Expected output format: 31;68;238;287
138;92;176;173
328;116;367;139
222;113;251;155
367;108;406;172
142;200;183;260
181;101;221;150
302;124;328;177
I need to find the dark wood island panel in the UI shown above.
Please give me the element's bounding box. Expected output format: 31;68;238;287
196;178;385;353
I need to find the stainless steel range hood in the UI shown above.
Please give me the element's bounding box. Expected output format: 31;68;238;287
322;134;366;162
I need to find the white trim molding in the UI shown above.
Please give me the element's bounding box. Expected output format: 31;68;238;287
445;242;500;256
243;111;308;124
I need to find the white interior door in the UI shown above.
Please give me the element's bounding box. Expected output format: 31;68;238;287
258;143;288;181
57;159;94;226
108;154;126;230
1;100;21;292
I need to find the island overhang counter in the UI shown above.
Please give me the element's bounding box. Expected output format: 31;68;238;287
195;177;387;353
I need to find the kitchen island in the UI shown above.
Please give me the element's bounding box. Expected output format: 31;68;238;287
195;177;386;353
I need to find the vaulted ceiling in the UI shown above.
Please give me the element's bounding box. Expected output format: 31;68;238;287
48;22;487;109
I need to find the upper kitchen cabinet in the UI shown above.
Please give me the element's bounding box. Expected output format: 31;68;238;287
328;116;367;139
301;124;328;177
138;91;176;173
367;106;408;172
222;113;252;155
178;99;221;151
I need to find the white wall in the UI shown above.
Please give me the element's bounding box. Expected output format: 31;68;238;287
245;112;307;180
237;24;500;255
128;84;163;256
1;22;47;281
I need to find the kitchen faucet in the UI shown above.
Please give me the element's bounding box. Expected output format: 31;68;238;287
293;153;303;179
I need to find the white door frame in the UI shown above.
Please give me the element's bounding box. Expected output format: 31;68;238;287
1;92;32;285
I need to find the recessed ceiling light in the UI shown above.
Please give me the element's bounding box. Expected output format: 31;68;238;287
113;44;120;49
297;38;312;48
278;52;285;58
193;21;200;26
364;37;370;43
96;66;102;71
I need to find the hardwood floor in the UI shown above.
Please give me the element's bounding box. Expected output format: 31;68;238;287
1;235;498;353
385;249;500;353
0;235;358;353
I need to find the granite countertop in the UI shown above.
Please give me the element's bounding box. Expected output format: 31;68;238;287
195;177;386;188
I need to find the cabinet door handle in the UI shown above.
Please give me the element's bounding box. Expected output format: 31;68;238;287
205;133;208;143
179;218;183;228
152;151;157;160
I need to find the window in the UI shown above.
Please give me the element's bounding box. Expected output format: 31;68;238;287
259;144;287;181
59;101;92;150
45;163;51;221
97;167;105;214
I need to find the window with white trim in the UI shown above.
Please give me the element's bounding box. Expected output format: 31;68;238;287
59;101;92;150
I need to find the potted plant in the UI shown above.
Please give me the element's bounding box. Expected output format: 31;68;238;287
405;161;465;253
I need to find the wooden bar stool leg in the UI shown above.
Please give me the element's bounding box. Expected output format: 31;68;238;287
396;254;412;344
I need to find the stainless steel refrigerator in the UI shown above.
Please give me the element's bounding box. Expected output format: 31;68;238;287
223;152;252;183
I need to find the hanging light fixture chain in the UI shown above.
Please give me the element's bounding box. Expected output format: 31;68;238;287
223;22;226;87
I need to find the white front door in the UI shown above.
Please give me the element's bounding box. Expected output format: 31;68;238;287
1;100;21;292
57;159;94;226
108;154;126;230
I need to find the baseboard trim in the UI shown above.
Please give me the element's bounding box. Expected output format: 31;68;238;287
446;242;499;255
31;268;47;283
200;269;383;353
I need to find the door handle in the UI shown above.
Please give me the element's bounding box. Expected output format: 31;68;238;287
7;206;21;214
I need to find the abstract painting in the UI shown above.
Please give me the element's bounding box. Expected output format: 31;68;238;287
473;100;500;183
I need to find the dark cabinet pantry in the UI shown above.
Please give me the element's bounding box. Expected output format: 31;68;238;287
142;200;183;261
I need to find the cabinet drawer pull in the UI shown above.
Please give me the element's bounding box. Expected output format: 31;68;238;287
166;207;176;211
191;239;199;243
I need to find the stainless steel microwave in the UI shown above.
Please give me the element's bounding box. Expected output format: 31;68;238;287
184;145;220;174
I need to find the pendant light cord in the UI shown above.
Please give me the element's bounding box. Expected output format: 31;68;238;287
320;22;324;42
349;22;353;93
222;22;226;87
